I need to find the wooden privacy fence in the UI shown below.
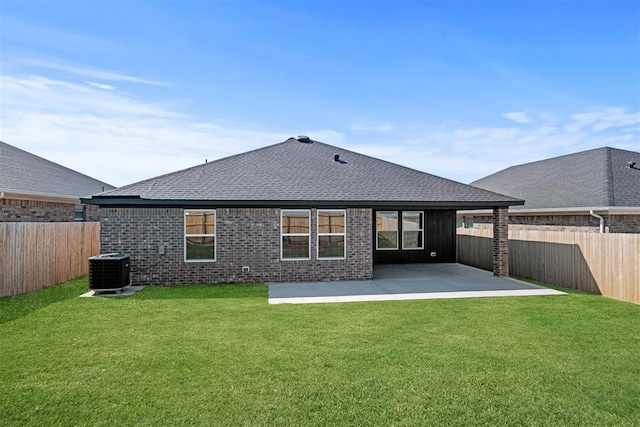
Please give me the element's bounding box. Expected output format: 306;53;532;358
1;222;100;297
457;228;640;304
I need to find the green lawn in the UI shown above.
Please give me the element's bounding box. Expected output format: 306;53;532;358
1;278;639;426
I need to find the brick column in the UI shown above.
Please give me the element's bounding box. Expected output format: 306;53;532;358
492;207;509;277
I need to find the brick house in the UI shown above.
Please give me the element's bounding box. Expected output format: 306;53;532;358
460;147;640;233
83;137;523;285
0;141;115;222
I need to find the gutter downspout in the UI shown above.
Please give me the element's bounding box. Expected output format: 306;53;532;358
589;210;605;233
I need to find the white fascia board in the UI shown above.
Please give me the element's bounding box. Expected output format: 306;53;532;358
0;188;80;204
457;206;640;216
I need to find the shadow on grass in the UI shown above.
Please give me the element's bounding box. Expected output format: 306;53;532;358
128;283;268;300
0;276;89;324
514;277;596;296
1;280;269;323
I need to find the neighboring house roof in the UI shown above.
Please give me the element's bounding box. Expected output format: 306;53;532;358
470;147;640;210
87;137;522;209
0;141;115;200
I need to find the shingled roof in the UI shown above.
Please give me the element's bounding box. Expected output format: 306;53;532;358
0;141;115;199
88;137;522;209
471;147;640;210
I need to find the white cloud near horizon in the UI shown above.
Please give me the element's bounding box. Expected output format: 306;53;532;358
1;73;638;188
0;75;299;186
348;109;639;183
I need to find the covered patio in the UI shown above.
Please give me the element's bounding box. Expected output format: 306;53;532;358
268;263;564;304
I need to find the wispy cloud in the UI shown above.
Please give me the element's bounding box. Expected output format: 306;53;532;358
502;112;533;124
0;74;320;186
346;108;639;184
22;58;169;86
1;73;637;188
2;15;121;55
350;123;395;132
566;108;640;133
88;81;116;91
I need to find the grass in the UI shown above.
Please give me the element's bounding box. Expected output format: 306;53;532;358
1;277;639;426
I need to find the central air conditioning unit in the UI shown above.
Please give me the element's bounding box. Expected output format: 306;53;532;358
89;253;131;293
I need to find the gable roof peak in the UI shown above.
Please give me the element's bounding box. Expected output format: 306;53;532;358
90;137;523;207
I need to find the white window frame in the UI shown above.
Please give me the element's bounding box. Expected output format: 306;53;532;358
402;211;424;250
317;209;346;260
184;209;216;262
376;211;399;250
281;209;311;261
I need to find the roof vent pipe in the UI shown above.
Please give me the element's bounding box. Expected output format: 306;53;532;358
589;210;605;233
334;154;340;162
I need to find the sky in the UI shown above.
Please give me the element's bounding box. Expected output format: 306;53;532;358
1;0;639;188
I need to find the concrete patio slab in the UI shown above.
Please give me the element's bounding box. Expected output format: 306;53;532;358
268;263;564;304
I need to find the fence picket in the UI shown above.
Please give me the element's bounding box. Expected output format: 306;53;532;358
1;222;100;297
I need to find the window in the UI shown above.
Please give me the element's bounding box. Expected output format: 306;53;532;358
318;210;346;259
376;211;398;250
184;210;216;262
377;210;425;251
74;205;84;221
281;210;310;260
402;211;424;249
